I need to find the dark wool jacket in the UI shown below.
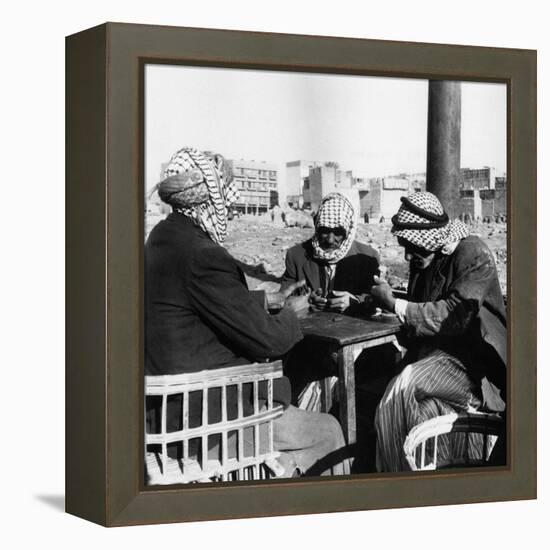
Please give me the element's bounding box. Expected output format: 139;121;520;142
145;213;302;430
281;239;380;402
403;235;506;390
281;239;380;307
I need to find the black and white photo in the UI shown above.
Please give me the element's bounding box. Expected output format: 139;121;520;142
143;64;508;483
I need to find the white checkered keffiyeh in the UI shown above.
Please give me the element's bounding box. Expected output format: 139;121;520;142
312;192;357;264
160;147;239;245
391;191;470;253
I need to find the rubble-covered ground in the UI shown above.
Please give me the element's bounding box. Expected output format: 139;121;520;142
146;213;507;295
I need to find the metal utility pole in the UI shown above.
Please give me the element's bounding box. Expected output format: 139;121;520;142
426;81;462;217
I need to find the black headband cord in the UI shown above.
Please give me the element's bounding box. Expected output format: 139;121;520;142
391;196;449;230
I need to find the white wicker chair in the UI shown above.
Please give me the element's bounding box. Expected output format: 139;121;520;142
403;412;504;471
145;360;285;484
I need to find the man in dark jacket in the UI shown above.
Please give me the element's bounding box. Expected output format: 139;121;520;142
145;147;349;479
280;192;381;411
281;192;379;313
371;192;506;471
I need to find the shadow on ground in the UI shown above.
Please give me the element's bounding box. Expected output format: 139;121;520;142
35;494;65;512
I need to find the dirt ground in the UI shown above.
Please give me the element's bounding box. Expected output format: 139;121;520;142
146;213;507;295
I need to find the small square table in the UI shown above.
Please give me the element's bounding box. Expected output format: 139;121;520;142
299;311;402;445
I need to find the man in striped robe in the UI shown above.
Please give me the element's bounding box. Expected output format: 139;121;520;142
370;192;506;472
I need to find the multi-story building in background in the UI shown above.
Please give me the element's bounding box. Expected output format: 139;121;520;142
226;159;279;215
296;162;428;221
352;165;506;223
301;162;371;215
285;160;321;208
303;163;352;208
459;166;507;220
148;157;506;223
360;176;425;221
461;166;497;190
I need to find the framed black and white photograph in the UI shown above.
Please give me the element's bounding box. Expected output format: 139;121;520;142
144;65;508;482
66;23;536;526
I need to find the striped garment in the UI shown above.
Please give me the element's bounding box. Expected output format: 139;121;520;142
375;349;485;472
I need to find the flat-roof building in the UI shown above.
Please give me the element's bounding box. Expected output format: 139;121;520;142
226;159;279;215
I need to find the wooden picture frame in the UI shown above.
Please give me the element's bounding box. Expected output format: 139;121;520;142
66;22;536;527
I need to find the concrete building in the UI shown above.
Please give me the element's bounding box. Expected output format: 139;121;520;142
458;167;507;220
361;177;407;221
479;188;507;219
303;164;351;209
300;163;506;223
226;159;279;215
461;166;497;190
299;164;428;222
300;163;368;216
459;189;483;220
286;160;321;208
360;175;425;221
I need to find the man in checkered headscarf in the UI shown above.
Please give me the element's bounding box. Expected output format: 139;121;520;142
282;192;379;314
157;147;239;245
145;147;350;480
311;192;357;264
391;191;470;259
281;192;381;411
371;191;507;472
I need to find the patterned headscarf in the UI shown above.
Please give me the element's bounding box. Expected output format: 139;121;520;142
157;147;239;245
391;191;470;253
311;192;357;264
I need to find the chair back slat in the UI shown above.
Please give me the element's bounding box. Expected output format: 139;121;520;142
201;435;207;472
254;424;260;460
237;383;243;419
221;385;227;423
221;430;228;472
182;391;188;430
238;426;244;463
161;394;168;473
420;441;426;468
145;360;284;484
201;387;208;427
253;380;259;415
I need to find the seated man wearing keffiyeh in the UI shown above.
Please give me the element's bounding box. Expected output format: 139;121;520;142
281;193;383;413
145;147;350;479
371;191;506;472
281;192;380;313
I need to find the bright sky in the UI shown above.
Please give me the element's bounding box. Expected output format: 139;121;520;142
145;65;507;195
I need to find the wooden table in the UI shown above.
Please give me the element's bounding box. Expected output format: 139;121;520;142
299;311;402;445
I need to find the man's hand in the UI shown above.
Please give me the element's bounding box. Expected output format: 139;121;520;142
325;290;355;313
283;294;310;319
309;288;328;311
371;275;396;312
267;280;307;310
